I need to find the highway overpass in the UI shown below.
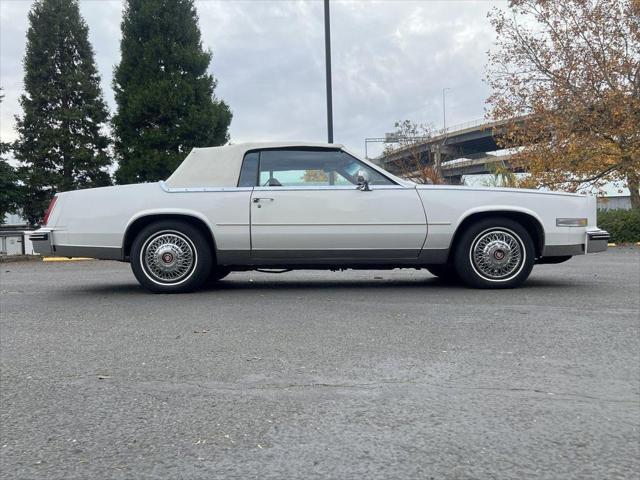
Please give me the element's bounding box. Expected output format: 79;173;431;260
372;117;525;183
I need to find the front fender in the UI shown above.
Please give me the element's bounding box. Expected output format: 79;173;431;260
453;205;545;234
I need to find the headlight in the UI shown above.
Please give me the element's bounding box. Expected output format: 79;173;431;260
556;218;588;227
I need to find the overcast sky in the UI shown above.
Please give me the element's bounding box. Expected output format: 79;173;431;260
0;0;503;158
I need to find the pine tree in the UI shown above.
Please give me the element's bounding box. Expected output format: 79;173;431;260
1;92;23;224
113;0;232;184
0;158;22;225
14;0;111;226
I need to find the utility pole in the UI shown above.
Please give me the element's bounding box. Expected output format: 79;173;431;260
324;0;334;143
442;87;451;132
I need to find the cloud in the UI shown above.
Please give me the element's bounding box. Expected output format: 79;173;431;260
1;0;501;158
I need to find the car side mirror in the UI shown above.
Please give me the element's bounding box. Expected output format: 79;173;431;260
356;170;371;191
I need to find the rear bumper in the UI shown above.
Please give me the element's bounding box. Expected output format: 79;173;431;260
29;230;54;256
29;229;123;260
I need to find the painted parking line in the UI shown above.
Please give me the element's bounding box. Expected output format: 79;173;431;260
43;257;93;262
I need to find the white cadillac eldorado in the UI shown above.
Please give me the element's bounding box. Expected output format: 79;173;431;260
30;142;610;293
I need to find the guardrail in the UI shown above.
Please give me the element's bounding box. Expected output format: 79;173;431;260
432;118;486;136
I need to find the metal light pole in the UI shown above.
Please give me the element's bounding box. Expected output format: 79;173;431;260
442;87;451;132
324;0;334;143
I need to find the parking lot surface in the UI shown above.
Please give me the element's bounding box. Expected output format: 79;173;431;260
1;247;639;479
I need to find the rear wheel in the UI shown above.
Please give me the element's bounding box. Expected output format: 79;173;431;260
131;220;212;293
453;217;535;289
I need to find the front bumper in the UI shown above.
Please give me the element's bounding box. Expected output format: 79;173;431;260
586;229;610;253
541;228;610;257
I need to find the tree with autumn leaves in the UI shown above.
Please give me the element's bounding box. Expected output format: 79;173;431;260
487;0;640;208
382;120;445;185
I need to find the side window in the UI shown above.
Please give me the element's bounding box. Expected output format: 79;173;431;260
337;152;396;186
257;149;395;187
258;150;333;187
238;151;259;187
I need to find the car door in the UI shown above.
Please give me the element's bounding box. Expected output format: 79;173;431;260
248;148;427;262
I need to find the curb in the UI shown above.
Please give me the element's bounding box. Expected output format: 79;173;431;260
0;255;42;263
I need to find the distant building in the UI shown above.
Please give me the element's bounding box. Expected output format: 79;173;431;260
597;195;632;211
3;213;28;227
0;213;36;256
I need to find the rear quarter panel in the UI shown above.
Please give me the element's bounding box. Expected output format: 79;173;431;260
50;183;251;253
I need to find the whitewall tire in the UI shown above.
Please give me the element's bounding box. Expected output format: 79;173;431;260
453;217;535;289
131;220;212;293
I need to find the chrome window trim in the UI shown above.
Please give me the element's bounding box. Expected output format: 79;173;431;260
159;181;253;193
252;185;409;192
158;181;408;193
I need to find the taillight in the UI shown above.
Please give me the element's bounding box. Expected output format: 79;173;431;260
43;195;58;226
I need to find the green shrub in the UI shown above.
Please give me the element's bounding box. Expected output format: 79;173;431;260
597;209;640;243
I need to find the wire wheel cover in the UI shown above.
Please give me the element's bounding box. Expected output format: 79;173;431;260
142;231;196;284
471;229;524;280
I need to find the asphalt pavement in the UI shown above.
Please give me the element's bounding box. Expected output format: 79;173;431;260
1;247;639;479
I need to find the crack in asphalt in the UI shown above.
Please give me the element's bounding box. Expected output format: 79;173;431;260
3;372;636;406
173;379;638;405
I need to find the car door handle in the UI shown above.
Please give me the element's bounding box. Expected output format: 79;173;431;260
253;197;274;208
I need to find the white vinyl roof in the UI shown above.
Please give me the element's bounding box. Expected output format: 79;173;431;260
165;142;343;188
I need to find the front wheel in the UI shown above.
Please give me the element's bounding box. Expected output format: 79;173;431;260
130;220;212;293
453;218;535;289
